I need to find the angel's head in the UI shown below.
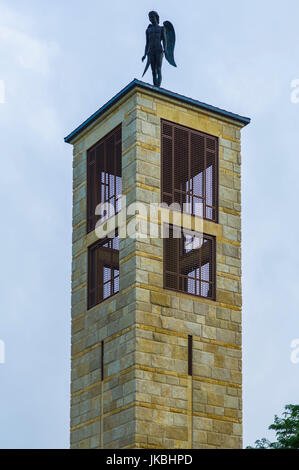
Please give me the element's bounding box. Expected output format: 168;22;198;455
149;11;159;25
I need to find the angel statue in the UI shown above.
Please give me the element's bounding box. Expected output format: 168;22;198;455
142;11;177;88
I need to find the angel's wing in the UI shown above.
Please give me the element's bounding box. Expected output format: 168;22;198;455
163;21;177;67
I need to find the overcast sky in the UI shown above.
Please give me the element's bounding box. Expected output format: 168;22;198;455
0;0;298;449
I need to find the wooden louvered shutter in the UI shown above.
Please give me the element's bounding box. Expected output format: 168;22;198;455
163;226;216;300
205;135;218;222
87;149;96;233
174;126;189;208
88;242;97;309
161;121;173;206
87;125;122;234
190;132;205;217
115;128;122;213
164;225;180;291
161;120;218;222
88;233;120;309
96;141;105;224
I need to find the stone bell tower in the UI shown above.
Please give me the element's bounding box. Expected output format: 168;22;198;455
65;79;250;449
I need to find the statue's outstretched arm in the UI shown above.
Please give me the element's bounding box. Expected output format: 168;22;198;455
142;28;150;61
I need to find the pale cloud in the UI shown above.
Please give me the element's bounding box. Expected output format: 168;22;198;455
205;53;284;114
27;105;62;142
0;5;62;143
0;25;59;75
0;80;5;103
0;1;60;77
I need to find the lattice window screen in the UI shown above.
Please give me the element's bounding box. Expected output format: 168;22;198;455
88;233;119;309
161;120;218;222
164;225;216;300
87;125;122;233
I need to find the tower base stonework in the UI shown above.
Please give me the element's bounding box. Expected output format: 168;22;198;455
66;80;250;449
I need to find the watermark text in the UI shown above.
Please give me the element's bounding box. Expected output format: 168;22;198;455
0;340;5;364
0;80;5;104
290;79;299;103
290;339;299;364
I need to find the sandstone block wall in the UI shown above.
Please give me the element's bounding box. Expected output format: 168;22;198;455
70;86;244;449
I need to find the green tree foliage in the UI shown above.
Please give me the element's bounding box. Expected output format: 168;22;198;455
247;404;299;449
